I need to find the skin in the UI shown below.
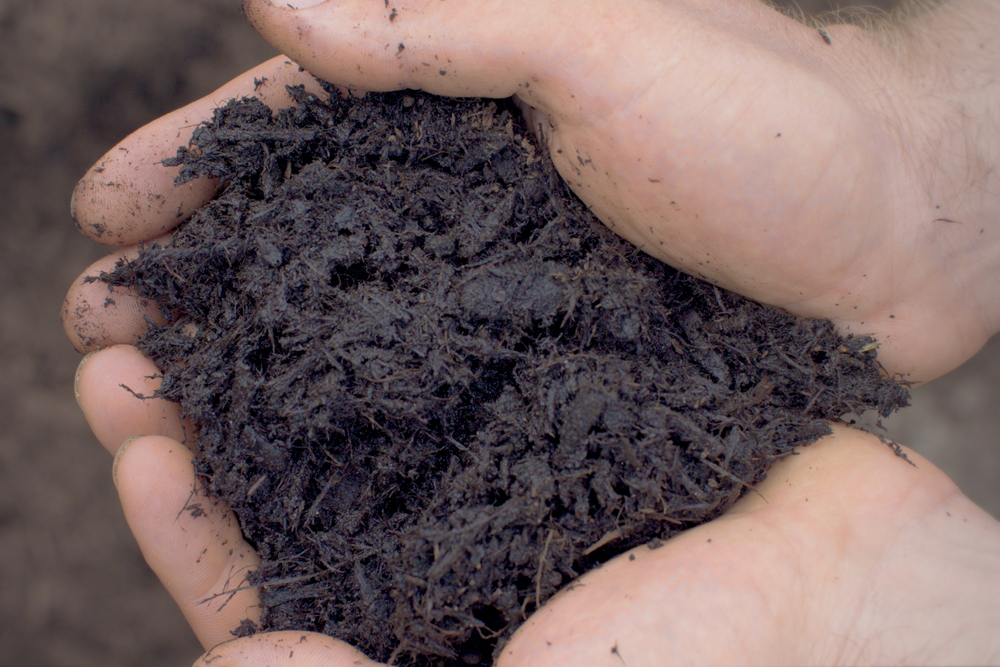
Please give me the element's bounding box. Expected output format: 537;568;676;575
63;0;1000;664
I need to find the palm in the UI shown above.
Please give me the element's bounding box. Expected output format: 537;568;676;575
500;426;995;666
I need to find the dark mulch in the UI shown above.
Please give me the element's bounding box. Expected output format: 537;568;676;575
104;85;908;665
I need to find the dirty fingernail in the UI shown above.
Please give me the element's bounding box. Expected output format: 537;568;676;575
70;179;84;229
113;435;144;490
74;351;97;407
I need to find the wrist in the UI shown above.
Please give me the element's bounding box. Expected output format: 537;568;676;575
890;0;1000;343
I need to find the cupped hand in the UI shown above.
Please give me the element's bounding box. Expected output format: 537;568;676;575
74;346;1000;665
68;0;1000;382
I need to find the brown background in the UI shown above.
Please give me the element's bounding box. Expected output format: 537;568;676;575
1;1;996;665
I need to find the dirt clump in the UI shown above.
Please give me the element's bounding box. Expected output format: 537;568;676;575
104;85;908;665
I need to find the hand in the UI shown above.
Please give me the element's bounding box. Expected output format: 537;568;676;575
63;0;1000;664
67;1;1000;382
233;0;1000;383
74;350;1000;665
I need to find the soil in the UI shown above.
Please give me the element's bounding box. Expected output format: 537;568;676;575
104;86;908;665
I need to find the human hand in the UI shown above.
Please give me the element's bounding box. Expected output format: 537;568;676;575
231;0;1000;383
73;349;1000;665
68;1;1000;382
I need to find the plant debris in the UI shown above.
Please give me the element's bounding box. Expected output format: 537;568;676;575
104;85;908;665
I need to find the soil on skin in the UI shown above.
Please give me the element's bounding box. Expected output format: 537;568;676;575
105;85;909;665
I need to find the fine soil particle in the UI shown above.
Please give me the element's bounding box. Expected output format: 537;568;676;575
105;85;908;665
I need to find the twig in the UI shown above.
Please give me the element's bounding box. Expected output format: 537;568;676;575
534;528;556;610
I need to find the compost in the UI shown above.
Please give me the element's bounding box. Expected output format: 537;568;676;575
105;85;908;665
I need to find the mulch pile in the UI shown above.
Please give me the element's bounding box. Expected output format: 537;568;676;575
105;85;908;665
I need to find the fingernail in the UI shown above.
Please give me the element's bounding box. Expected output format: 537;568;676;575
74;351;97;407
113;435;144;490
70;180;83;230
268;0;327;7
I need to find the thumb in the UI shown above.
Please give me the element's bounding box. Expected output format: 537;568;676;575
241;0;557;101
193;632;384;667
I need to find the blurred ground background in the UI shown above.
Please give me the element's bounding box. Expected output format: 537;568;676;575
0;1;996;665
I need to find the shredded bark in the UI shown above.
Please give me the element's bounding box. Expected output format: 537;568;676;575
104;86;908;665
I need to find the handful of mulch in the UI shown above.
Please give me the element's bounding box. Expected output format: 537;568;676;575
105;85;908;665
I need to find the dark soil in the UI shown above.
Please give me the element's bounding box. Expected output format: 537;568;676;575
104;85;908;665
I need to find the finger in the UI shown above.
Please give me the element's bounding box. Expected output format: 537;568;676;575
62;247;167;353
242;0;550;100
71;55;326;246
193;632;383;667
115;435;262;650
75;345;187;455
